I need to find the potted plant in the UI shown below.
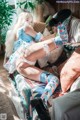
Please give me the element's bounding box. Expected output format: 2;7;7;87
0;0;15;45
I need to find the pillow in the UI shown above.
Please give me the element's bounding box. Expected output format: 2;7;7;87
70;76;80;92
59;48;80;93
5;30;14;58
43;28;51;36
74;22;80;43
33;22;46;33
69;17;80;43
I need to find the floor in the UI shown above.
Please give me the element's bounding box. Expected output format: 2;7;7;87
0;55;11;91
0;55;19;120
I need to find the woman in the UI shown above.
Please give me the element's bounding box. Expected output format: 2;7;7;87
15;9;71;120
5;9;71;120
4;11;59;120
4;11;56;73
5;11;42;57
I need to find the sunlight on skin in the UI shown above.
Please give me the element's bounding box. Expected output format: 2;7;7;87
24;37;56;57
0;78;6;93
13;115;20;120
0;87;6;93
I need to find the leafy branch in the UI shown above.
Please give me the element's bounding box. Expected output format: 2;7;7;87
17;0;46;11
0;0;15;44
17;0;36;11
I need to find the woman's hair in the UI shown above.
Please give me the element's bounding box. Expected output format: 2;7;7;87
49;9;71;27
5;12;33;57
49;18;59;27
17;12;33;27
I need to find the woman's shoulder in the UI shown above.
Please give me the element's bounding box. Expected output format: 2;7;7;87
17;27;33;42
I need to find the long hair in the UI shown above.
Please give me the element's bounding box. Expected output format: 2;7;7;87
5;12;33;57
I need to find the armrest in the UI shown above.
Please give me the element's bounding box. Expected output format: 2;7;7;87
51;90;80;120
4;29;15;65
5;30;14;58
63;105;80;120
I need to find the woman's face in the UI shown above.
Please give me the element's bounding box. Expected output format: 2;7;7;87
18;12;33;26
52;26;57;33
25;14;33;26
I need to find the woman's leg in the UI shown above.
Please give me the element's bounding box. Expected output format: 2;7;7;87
16;42;55;78
16;62;59;102
17;64;59;120
16;40;59;99
16;50;59;120
24;38;56;58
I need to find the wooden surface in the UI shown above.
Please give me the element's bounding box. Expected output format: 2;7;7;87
47;0;80;18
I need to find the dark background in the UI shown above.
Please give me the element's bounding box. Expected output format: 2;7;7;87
47;0;80;18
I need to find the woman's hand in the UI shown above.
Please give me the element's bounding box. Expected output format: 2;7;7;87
41;34;56;41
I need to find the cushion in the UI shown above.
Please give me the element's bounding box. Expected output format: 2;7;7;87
5;30;14;58
70;76;80;92
33;22;46;33
59;48;80;93
69;17;80;43
43;28;51;36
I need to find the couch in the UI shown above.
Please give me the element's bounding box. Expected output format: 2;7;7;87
4;16;80;120
51;89;80;120
50;16;80;120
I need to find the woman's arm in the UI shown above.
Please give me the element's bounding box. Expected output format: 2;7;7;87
41;33;56;41
24;37;56;57
25;26;56;42
25;42;56;61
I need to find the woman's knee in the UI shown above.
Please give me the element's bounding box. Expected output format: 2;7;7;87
16;64;23;74
16;61;27;73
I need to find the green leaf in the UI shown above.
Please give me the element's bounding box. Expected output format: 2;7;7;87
24;3;28;9
20;1;26;5
28;2;35;10
17;1;36;12
0;0;16;44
